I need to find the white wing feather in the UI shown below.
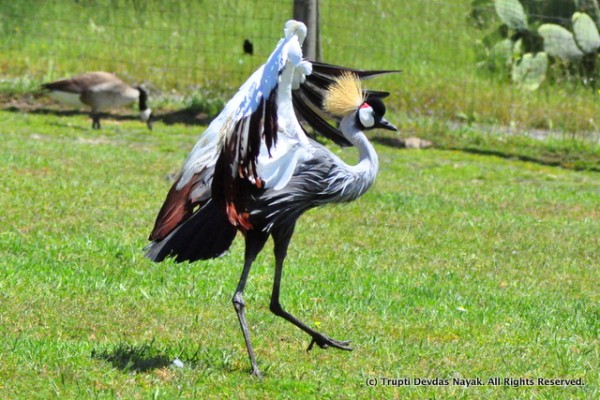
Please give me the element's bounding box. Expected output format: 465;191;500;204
177;20;310;192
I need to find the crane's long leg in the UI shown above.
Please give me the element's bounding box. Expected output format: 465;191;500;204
233;231;269;378
270;224;352;352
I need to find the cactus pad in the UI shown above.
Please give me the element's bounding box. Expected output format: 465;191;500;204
538;24;585;60
494;0;528;30
511;52;548;90
573;12;600;54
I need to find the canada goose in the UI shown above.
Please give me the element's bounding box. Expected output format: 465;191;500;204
41;71;152;130
145;20;397;377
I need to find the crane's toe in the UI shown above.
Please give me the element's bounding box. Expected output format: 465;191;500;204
307;334;352;352
250;367;263;379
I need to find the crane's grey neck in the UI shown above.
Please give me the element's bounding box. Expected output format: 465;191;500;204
338;114;379;199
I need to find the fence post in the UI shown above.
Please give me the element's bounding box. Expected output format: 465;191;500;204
293;0;321;60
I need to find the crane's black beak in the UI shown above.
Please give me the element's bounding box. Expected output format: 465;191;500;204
375;117;397;131
146;117;153;131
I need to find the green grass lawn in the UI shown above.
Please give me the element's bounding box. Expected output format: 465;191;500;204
0;110;598;399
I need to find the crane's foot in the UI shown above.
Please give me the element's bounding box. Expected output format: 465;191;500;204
250;366;263;379
307;333;352;352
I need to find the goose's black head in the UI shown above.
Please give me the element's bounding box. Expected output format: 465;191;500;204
136;86;153;130
356;96;397;131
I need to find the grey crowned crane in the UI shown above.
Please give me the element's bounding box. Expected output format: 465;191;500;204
41;72;152;130
145;20;398;377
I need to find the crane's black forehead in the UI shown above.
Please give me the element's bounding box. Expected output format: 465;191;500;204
365;96;386;116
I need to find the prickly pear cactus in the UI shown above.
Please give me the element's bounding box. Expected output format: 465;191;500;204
538;24;585;60
572;12;600;54
478;0;600;89
512;52;549;90
494;0;528;30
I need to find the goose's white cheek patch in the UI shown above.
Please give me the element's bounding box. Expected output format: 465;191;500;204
359;105;375;128
140;108;152;121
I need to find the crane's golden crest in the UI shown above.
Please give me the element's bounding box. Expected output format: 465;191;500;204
323;72;364;118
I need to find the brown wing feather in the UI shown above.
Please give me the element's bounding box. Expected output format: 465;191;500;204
41;72;123;93
149;173;210;241
41;79;84;93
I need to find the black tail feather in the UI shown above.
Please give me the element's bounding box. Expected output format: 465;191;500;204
292;60;400;147
310;60;401;79
145;200;237;263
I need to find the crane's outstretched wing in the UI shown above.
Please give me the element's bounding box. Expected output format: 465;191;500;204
148;21;399;246
148;20;308;242
292;61;400;147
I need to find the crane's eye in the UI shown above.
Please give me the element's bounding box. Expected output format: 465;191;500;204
358;104;375;128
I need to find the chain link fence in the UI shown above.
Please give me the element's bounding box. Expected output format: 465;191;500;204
0;1;474;89
1;0;599;135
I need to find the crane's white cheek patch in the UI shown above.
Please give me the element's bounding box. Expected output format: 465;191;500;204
359;106;375;128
